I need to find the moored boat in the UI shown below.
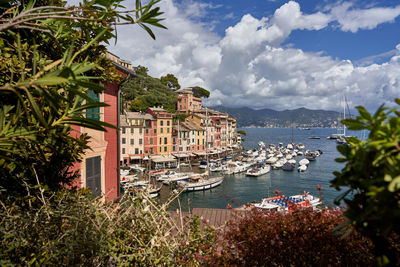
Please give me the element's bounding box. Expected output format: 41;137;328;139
246;165;271;177
253;193;321;211
177;173;224;192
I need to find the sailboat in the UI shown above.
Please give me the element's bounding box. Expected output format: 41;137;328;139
336;94;350;144
176;109;224;192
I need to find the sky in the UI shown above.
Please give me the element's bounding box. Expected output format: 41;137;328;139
70;0;400;112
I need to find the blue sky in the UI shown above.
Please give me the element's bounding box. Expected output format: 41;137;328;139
96;0;400;112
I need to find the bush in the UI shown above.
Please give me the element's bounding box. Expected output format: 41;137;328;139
209;208;376;266
0;189;216;266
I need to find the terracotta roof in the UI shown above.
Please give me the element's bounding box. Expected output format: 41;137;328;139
181;121;204;131
126;112;153;120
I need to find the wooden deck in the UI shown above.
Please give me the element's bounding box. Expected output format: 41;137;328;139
169;208;248;229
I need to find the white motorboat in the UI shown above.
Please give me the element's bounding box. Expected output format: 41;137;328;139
299;158;310;166
266;157;278;164
246;165;271;177
177;173;224;192
298;165;307;172
297;144;305;150
253;193;321;211
288;159;296;165
225;161;251;174
120;174;138;185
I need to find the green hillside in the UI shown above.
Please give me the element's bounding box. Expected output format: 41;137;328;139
121;70;178;113
210;106;340;128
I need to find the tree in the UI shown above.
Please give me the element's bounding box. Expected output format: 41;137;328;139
237;129;247;136
0;0;166;199
134;65;149;76
331;100;400;265
160;73;180;90
191;86;210;98
121;70;177;113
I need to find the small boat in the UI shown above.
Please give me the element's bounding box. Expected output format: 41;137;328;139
299;158;310;166
298;165;307;172
336;136;347;144
253;192;321;211
297;143;305;150
326;133;343;140
308;136;320;139
246;165;271;177
177;173;224;192
306;153;316;161
282;162;295;171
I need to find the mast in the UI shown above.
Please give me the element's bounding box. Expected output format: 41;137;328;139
343;94;346;137
177;119;180;168
206;108;209;169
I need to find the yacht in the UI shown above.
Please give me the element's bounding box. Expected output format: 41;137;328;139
246;165;271;177
177;172;223;192
253;193;321;212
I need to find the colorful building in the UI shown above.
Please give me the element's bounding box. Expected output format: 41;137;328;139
120;112;152;165
146;107;173;155
70;52;134;201
143;114;158;156
176;88;202;114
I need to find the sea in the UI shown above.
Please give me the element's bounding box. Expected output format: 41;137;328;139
159;127;365;211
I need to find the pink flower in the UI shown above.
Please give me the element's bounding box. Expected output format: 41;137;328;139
316;184;323;191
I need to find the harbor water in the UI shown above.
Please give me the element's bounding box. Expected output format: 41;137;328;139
159;128;363;211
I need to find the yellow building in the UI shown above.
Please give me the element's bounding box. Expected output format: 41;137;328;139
146;107;173;155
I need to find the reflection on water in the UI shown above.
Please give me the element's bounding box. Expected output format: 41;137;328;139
156;128;362;211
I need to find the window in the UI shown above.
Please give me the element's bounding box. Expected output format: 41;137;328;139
164;137;167;144
86;156;101;197
197;139;199;145
122;127;126;134
139;128;142;134
164;146;167;152
150;138;153;145
197;146;199;150
202;139;204;145
150;148;153;154
131;128;134;134
160;120;164;126
159;147;162;152
197;131;199;136
122;138;126;144
167;121;170;126
122;148;125;154
130;139;134;145
160;128;163;134
173;146;176;151
86;90;100;120
167;128;170;133
179;147;182;151
173;137;176;144
135;148;139;154
140;150;142;154
159;138;162;144
139;139;142;145
154;129;157;134
146;129;149;134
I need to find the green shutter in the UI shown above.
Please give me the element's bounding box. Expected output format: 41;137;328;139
86;90;100;121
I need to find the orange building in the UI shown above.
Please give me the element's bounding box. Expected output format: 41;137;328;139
176;88;202;114
146;107;173;155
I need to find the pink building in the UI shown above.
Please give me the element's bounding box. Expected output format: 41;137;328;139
176;88;202;114
70;58;135;201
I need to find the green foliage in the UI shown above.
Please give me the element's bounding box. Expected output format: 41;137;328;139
174;113;189;123
0;189;216;266
160;73;181;90
133;65;149;76
0;0;166;198
331;100;400;265
121;72;178;113
191;86;210;98
237;129;246;136
210;208;377;266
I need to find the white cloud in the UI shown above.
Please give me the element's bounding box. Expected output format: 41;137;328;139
101;0;400;112
330;2;400;32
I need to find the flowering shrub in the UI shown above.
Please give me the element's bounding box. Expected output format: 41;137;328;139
209;207;376;266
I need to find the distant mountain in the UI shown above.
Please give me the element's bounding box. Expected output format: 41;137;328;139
209;106;340;128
